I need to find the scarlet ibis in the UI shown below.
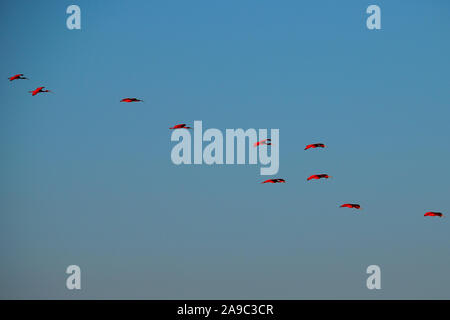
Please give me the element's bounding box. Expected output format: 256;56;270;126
261;179;285;184
254;139;271;147
340;203;361;209
9;74;28;81
307;174;331;181
424;212;444;217
170;124;191;129
120;98;143;103
304;143;325;150
29;87;52;96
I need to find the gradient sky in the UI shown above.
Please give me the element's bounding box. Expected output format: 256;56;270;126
1;0;449;299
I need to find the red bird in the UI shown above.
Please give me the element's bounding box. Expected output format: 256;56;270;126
424;212;444;217
120;98;143;103
9;73;28;81
254;139;271;147
29;86;52;96
340;203;361;209
170;124;191;129
304;143;326;150
261;179;285;184
307;174;331;181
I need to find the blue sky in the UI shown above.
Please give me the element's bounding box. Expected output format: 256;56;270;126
1;0;449;299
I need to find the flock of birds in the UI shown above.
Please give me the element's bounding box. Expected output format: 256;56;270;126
8;73;445;218
262;142;444;217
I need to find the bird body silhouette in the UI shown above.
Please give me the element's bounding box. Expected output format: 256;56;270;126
9;73;28;81
254;139;271;147
170;124;191;129
340;203;361;209
424;212;444;217
307;174;331;181
304;143;325;150
29;86;51;96
120;98;143;102
261;179;285;184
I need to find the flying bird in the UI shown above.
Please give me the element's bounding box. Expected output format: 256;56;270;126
261;179;285;184
29;87;52;96
254;139;271;147
120;98;143;103
307;174;331;181
340;203;361;209
9;74;28;81
170;124;191;129
424;212;444;217
304;143;325;150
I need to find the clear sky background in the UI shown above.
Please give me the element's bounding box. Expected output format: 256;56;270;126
1;0;449;299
